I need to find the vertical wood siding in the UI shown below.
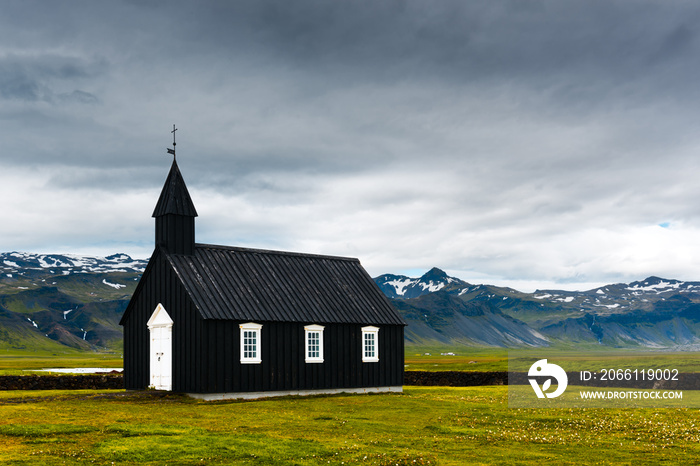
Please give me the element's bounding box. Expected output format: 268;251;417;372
191;321;403;393
155;214;195;255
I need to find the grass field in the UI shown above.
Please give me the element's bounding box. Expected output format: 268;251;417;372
0;349;123;375
1;386;699;465
404;347;508;371
2;346;698;375
2;349;700;464
405;347;700;373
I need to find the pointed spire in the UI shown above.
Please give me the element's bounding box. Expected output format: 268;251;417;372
153;129;197;255
152;158;198;218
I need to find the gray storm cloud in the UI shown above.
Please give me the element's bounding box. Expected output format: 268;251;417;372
1;0;700;290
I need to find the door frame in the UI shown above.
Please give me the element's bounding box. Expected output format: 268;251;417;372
147;303;174;391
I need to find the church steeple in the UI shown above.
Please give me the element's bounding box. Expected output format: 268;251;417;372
153;156;198;255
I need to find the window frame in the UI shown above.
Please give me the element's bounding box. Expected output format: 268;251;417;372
361;326;379;363
239;322;262;364
304;324;325;363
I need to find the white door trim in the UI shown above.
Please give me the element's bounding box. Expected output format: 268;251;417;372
147;303;173;391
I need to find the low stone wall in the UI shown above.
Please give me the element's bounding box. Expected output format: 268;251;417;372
3;371;700;391
3;372;510;391
405;371;511;386
404;371;700;390
0;375;124;390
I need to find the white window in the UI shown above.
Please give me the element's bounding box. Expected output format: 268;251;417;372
304;324;325;363
361;326;379;363
240;322;262;364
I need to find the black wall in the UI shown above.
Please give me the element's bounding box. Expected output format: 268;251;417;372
188;321;404;393
155;214;195;255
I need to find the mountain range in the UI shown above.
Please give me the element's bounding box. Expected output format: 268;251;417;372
0;252;146;352
375;267;700;349
2;251;700;352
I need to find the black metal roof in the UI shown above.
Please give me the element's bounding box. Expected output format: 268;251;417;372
165;244;405;325
152;159;198;218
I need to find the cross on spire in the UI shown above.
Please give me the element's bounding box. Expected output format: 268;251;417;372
167;124;177;159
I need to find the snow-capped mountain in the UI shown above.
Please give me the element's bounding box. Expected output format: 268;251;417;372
376;270;700;312
530;276;700;313
374;267;468;299
374;270;700;349
1;252;148;276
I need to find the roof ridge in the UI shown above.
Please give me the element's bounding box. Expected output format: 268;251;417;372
191;243;360;262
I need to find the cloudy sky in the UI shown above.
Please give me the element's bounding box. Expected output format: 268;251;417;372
2;0;700;292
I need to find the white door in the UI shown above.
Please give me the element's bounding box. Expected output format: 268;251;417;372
147;304;173;391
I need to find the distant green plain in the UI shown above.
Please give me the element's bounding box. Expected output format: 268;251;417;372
0;349;123;375
405;346;700;373
2;345;699;375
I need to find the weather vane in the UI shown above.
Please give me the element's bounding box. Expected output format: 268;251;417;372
167;124;177;159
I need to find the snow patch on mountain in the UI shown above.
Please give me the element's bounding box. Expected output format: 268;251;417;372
419;281;446;292
102;279;126;289
0;252;148;275
627;279;682;293
385;278;416;296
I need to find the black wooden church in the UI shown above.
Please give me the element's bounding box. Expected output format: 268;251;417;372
120;148;405;400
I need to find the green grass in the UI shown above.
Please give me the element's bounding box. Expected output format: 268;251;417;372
0;331;82;355
405;346;509;371
3;346;699;375
1;387;700;465
405;347;700;373
2;346;700;463
0;350;122;375
507;349;700;372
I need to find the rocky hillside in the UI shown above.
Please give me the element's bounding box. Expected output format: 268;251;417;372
0;252;147;352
